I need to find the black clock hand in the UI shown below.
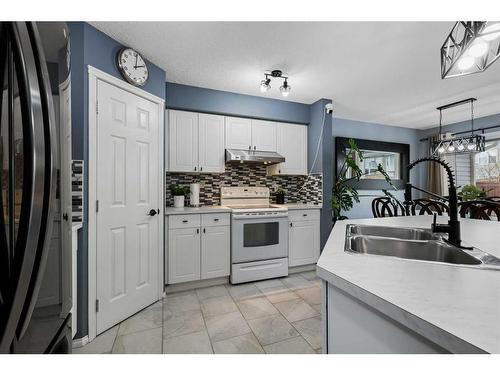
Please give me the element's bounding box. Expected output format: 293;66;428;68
134;53;138;69
134;65;146;69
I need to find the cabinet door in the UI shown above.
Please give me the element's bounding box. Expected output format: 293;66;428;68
289;220;320;267
251;120;277;152
225;116;252;150
198;113;225;173
168;110;199;172
201;226;230;279
168;228;201;284
277;123;307;175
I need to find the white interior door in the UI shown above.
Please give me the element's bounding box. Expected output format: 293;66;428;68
96;80;160;334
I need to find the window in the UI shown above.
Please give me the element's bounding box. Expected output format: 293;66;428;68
473;135;500;198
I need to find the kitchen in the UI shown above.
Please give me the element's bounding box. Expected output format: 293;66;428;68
1;5;500;370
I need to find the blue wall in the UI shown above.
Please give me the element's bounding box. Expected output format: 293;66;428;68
309;99;333;248
166;83;310;124
332;118;422;219
68;22;166;338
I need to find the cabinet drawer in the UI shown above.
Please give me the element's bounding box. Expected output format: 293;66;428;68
202;213;230;227
289;209;320;222
169;214;201;229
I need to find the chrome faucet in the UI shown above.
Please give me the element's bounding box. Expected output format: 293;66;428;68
404;157;462;247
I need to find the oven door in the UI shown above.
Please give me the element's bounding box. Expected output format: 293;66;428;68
231;215;288;263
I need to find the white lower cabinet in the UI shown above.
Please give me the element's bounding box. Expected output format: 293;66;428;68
168;227;201;284
201;226;230;279
288;210;320;267
167;213;230;284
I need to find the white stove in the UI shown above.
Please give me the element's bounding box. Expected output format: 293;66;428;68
221;187;289;284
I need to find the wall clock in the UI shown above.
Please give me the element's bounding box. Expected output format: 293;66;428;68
116;47;149;87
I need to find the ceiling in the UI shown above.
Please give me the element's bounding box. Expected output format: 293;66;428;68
90;22;500;129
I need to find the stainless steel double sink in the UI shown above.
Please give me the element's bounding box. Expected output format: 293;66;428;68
345;224;500;270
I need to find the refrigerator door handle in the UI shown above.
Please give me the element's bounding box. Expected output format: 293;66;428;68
0;22;56;352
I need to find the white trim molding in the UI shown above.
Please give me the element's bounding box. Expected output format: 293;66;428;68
87;65;165;342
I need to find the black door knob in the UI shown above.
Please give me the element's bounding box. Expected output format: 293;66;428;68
63;213;69;221
148;209;158;217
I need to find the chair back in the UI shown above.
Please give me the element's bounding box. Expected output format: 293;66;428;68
410;198;449;216
458;200;500;221
372;197;406;218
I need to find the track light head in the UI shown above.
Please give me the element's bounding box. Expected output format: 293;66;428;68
279;79;291;97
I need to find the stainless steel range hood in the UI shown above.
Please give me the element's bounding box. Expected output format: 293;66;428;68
225;149;285;165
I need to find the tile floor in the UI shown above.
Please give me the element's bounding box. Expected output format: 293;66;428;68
73;272;322;354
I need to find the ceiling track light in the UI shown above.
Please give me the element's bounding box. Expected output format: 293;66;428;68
432;98;486;155
441;21;500;79
259;70;291;97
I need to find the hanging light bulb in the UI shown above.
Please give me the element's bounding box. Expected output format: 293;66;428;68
468;40;489;58
482;22;500;41
457;142;465;151
457;55;476;70
260;78;271;92
437;143;446;154
279;79;291;97
447;142;455;152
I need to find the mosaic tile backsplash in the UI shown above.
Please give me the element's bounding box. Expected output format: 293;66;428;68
72;160;83;222
166;163;323;207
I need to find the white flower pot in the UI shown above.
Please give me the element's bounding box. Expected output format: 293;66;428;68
173;195;185;208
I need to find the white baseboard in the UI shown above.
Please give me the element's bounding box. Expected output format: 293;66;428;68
72;335;89;348
165;277;229;294
289;264;316;274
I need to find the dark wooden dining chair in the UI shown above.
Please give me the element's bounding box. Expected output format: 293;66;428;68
371;197;406;218
485;196;500;203
458;200;500;221
410;198;449;216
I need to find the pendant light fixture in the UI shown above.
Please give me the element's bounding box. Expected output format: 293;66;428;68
259;70;291;97
432;98;486;155
441;21;500;79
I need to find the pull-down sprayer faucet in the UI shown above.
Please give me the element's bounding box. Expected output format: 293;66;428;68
404;157;462;247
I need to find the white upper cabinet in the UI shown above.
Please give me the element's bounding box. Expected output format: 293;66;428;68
225;116;252;150
269;123;307;175
168;110;199;172
225;117;277;152
251;120;277;152
168;110;225;173
198;113;225;173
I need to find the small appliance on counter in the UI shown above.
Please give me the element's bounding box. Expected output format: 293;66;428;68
221;186;289;284
190;183;200;207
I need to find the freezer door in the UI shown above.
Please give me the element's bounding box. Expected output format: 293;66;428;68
0;21;64;353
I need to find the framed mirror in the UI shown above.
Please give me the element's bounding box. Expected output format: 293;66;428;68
335;137;410;189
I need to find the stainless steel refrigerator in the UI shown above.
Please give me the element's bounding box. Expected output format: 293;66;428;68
0;21;72;353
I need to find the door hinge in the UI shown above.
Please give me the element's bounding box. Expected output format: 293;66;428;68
96;200;99;213
95;299;100;313
96;101;99;115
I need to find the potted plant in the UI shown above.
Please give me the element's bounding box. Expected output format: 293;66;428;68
458;184;488;201
170;185;190;208
275;188;286;204
332;138;397;223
